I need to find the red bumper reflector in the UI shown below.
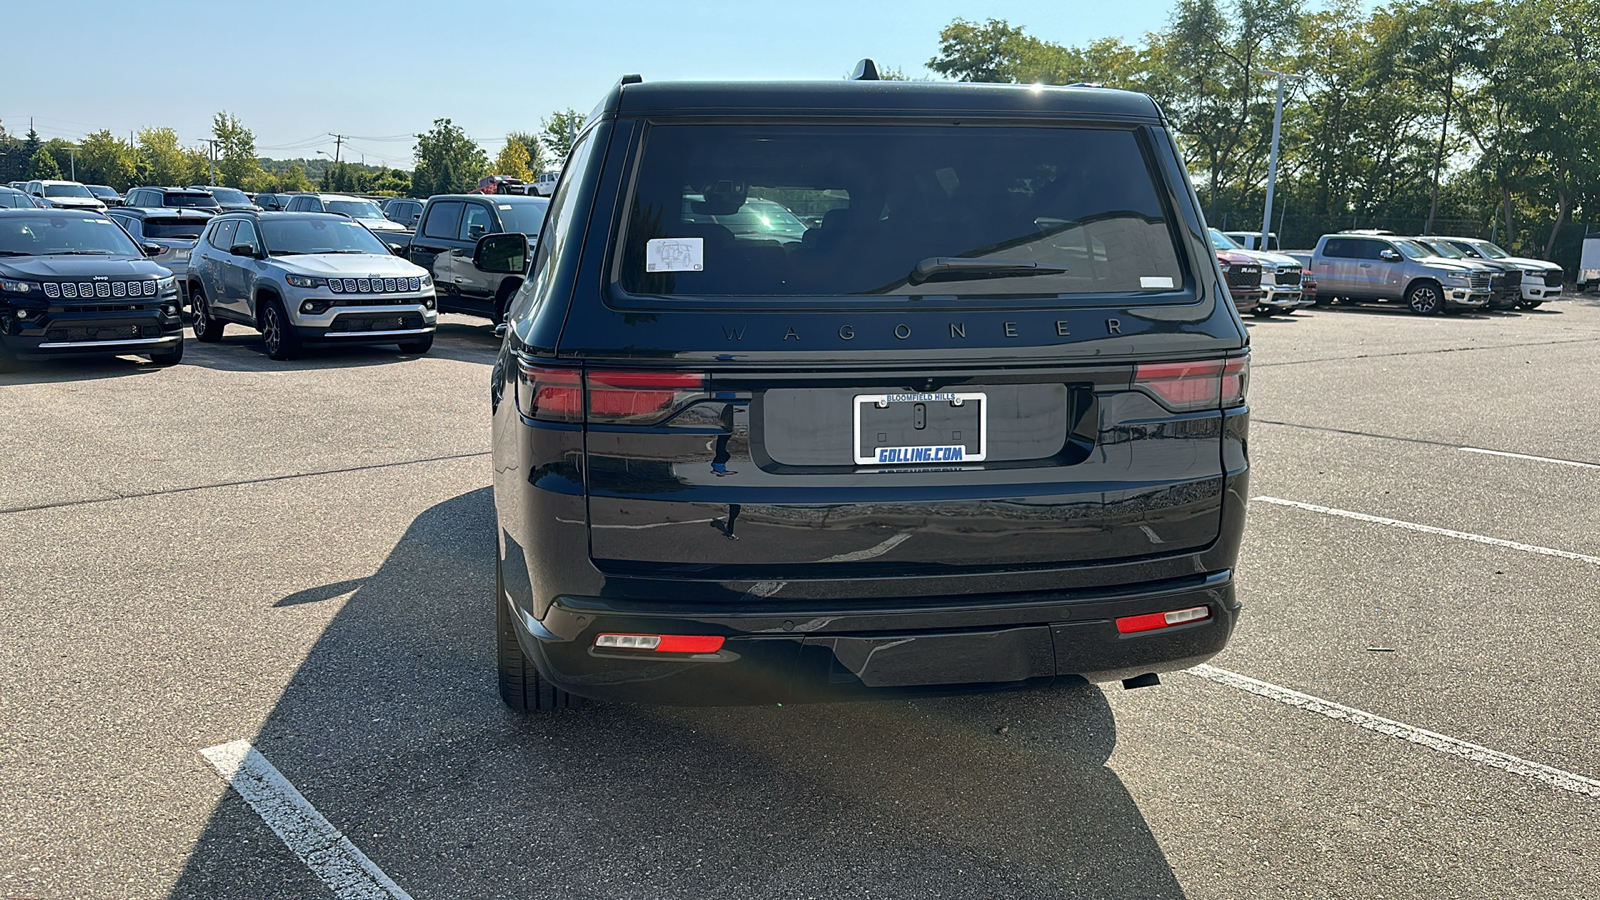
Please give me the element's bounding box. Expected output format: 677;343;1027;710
594;633;725;653
1116;605;1212;634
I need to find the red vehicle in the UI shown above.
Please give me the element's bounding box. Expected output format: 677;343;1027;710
1215;249;1263;313
471;175;528;195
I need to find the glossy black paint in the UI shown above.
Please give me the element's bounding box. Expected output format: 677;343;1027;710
0;211;184;363
490;79;1250;706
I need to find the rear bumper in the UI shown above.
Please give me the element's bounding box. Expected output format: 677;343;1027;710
507;571;1242;705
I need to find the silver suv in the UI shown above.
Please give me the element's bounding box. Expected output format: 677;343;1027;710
187;212;436;360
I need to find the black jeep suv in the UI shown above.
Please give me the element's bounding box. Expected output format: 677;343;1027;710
488;73;1251;710
0;209;184;370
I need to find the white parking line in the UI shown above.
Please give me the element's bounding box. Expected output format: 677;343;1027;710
1458;447;1600;470
1252;496;1600;566
199;740;413;900
1186;665;1600;800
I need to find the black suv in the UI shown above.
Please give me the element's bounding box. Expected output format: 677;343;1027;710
408;193;548;321
487;74;1251;711
124;187;222;215
0;209;184;370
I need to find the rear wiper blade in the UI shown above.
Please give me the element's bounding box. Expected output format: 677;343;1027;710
908;257;1067;285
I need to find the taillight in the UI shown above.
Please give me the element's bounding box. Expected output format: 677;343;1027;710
586;370;708;425
515;362;583;422
1133;355;1249;411
594;633;725;653
514;362;708;425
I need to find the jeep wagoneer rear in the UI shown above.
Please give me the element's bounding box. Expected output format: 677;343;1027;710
489;76;1250;710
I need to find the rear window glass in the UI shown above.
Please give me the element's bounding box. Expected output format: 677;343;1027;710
166;193;219;208
143;219;208;239
495;199;549;237
616;124;1185;298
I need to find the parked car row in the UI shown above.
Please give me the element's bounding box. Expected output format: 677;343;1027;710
1283;231;1564;315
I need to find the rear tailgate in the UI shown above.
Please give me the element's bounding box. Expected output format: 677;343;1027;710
582;359;1231;578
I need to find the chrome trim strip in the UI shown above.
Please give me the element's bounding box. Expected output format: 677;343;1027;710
320;328;433;338
36;336;179;349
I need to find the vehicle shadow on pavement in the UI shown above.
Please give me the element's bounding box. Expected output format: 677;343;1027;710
0;354;177;385
168;488;1186;900
178;335;442;373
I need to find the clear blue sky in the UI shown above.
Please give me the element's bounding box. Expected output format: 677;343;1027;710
1;0;1362;168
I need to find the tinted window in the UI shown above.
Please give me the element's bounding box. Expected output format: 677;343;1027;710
616;124;1185;298
421;201;464;239
142;218;208;240
109;214;140;237
493;198;549;237
234;220;261;253
166;192;220;209
209;220;238;250
0;214;142;256
261;217;390;255
43;183;96;199
326;199;385;220
459;202;494;240
0;190;33;209
1323;239;1356;259
208;187;249;204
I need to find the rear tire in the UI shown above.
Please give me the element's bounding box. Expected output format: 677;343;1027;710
147;342;184;367
398;335;434;355
191;285;224;343
259;298;300;361
1406;281;1444;315
497;555;582;712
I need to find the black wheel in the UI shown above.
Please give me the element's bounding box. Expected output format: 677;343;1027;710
191;285;224;342
259;298;300;360
497;555;582;712
0;340;20;374
1519;299;1544;310
147;342;184;367
492;282;519;325
1406;281;1444;315
1250;307;1274;318
398;334;434;355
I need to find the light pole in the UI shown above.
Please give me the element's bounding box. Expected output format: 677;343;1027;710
1258;69;1306;252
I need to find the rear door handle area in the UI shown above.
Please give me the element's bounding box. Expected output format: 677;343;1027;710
1359;263;1373;268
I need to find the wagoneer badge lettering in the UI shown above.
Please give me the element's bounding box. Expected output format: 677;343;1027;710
721;320;1120;342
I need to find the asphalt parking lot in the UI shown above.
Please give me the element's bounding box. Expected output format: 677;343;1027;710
3;299;1599;900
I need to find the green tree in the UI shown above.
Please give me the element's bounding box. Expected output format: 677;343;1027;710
1155;0;1304;217
365;167;411;196
182;146;212;186
540;110;587;163
28;147;62;179
412;118;488;197
1384;0;1494;233
212;111;263;188
137;127;188;186
76;130;141;191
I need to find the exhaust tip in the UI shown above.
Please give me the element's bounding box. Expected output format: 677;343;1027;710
1122;673;1161;690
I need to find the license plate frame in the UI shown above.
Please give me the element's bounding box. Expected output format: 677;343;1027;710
852;391;987;466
